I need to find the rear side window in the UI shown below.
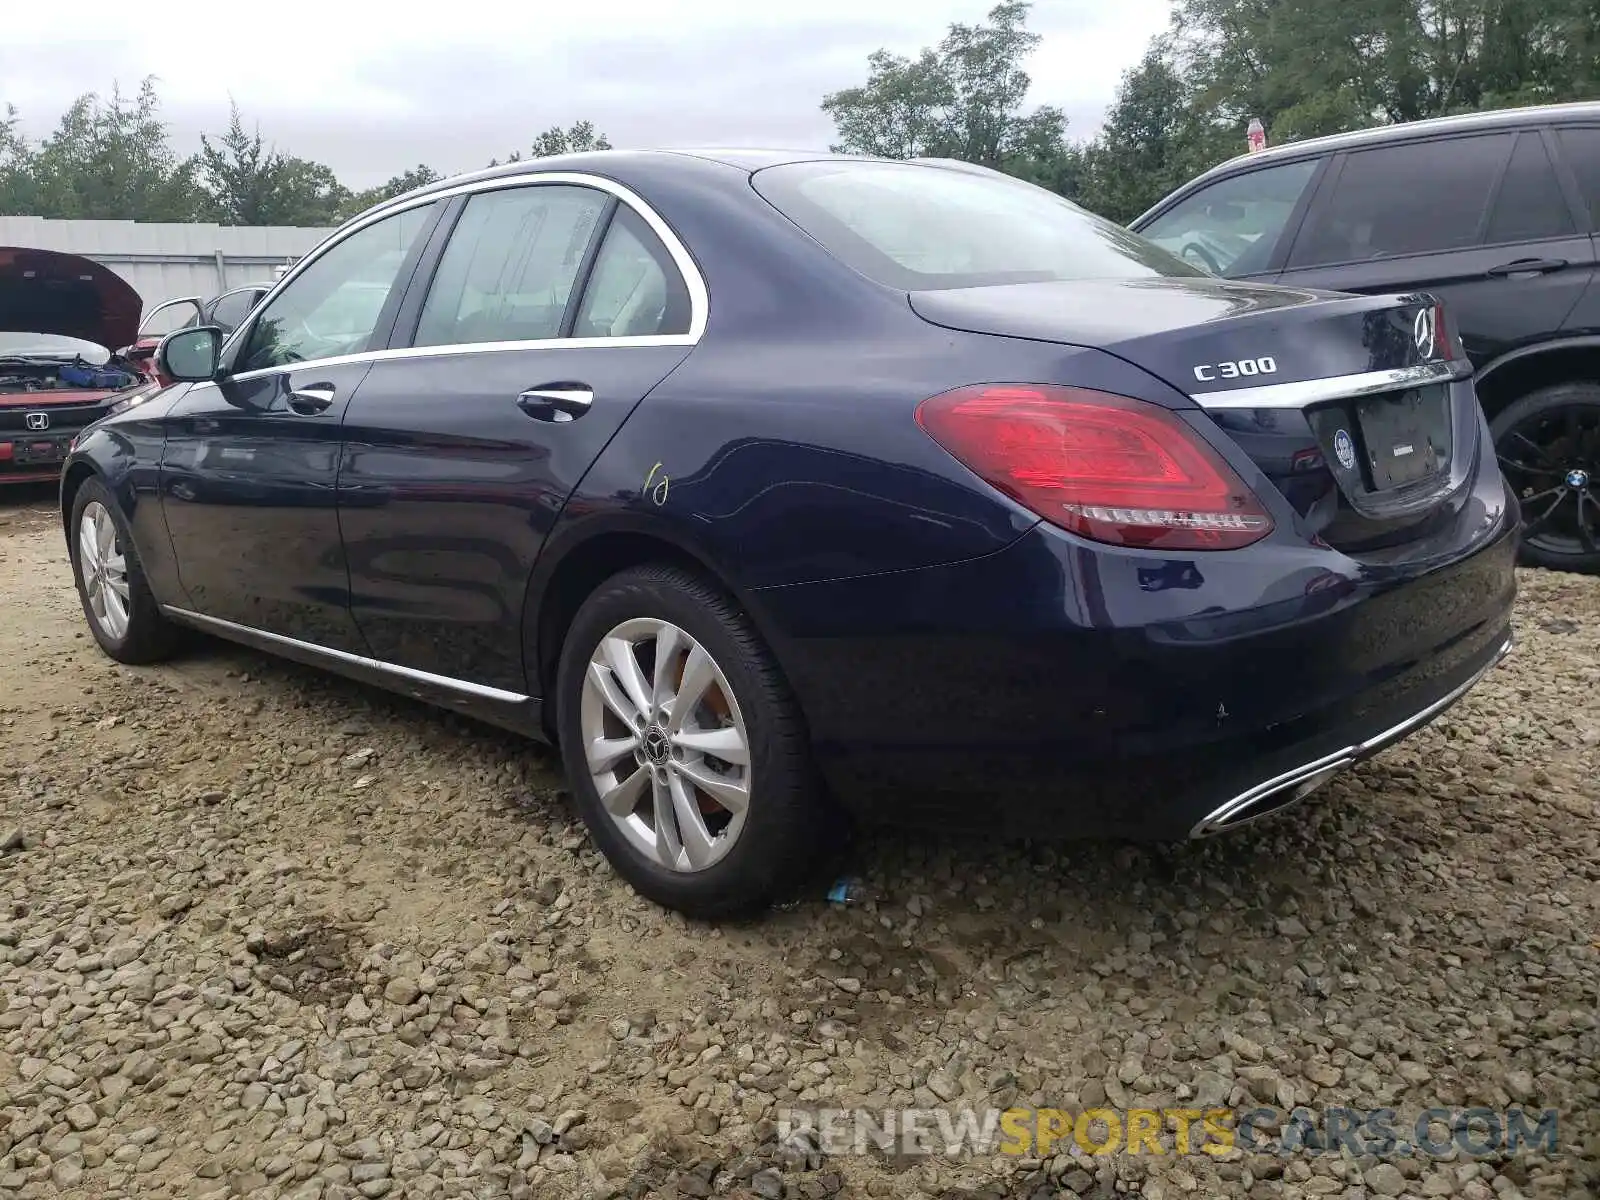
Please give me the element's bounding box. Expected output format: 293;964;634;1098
1138;159;1319;277
1557;127;1600;228
752;160;1205;290
415;185;609;347
572;206;692;338
1485;133;1575;243
1288;133;1515;267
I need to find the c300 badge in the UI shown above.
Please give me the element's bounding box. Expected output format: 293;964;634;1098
1333;429;1357;470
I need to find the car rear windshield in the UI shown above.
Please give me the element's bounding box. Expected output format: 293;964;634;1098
751;160;1205;290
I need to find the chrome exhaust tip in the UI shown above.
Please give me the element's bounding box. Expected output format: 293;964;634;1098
1191;757;1352;837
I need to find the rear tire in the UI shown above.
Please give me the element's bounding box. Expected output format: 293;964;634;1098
68;477;181;664
555;563;827;918
1490;382;1600;575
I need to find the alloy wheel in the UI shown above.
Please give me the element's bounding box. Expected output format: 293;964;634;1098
1496;401;1600;559
78;501;131;641
578;617;751;872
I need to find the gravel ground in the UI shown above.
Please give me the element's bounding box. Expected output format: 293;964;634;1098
1;483;1597;1200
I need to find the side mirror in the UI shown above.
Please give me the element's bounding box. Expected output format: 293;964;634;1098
158;326;224;382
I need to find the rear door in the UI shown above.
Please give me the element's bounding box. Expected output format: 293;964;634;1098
1549;124;1600;333
1275;130;1595;366
337;178;699;693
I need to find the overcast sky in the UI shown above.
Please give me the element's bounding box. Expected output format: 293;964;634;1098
1;0;1172;188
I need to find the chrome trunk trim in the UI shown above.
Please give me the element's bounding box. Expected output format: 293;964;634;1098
1188;360;1470;411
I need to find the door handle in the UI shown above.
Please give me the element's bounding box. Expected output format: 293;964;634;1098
286;384;336;414
1485;257;1567;278
517;385;594;423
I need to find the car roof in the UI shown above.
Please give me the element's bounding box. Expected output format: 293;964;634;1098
1135;99;1600;224
352;148;971;229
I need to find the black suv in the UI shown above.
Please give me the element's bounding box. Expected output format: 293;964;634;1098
1132;100;1600;574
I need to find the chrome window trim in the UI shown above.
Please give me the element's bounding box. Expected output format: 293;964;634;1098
206;170;708;388
1187;360;1470;410
161;606;531;704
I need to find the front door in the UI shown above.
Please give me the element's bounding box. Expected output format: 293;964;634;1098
159;201;442;651
338;183;697;692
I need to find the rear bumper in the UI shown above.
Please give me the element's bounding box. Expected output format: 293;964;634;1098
1186;627;1511;836
756;489;1518;840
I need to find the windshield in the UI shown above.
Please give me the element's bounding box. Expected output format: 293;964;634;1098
0;331;112;363
751;160;1206;290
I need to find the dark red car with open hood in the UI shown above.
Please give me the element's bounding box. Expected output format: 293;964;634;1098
0;247;160;483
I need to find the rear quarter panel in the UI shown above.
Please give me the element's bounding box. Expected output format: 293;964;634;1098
565;326;1232;592
555;154;1240;592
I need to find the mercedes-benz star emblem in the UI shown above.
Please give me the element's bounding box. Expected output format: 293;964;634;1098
1413;307;1437;360
643;726;671;764
1333;429;1357;471
25;412;50;431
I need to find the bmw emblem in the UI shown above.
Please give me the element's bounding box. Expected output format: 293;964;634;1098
1567;468;1590;489
1333;429;1357;471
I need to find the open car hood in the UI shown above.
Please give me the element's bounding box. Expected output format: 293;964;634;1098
0;246;142;350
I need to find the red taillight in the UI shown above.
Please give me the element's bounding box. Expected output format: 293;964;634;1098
1434;301;1454;361
915;384;1274;550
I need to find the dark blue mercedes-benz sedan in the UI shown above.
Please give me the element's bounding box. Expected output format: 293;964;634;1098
59;149;1517;916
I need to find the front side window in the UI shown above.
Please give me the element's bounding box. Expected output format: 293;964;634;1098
238;204;434;372
572;206;692;338
1139;159;1319;277
414;185;609;347
752;160;1205;290
1288;133;1514;268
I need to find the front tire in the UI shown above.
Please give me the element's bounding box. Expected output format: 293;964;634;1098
69;477;181;663
555;564;826;918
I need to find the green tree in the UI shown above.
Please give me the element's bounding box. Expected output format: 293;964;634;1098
1056;0;1600;225
1076;42;1235;223
342;164;444;218
821;0;1073;179
529;120;611;157
491;120;613;166
27;78;203;221
197;102;353;226
1170;0;1600;148
0;104;38;215
266;158;351;226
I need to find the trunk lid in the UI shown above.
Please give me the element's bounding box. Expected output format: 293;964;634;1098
908;277;1478;553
